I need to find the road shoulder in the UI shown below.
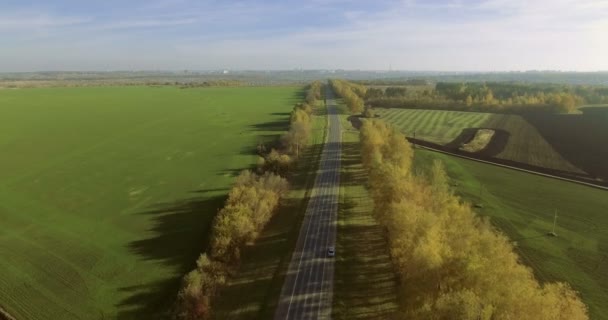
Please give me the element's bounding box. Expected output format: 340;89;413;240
332;108;401;319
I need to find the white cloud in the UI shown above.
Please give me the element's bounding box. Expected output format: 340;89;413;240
0;12;89;31
98;17;197;30
0;0;607;71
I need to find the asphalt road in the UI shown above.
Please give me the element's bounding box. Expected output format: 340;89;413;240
274;90;341;319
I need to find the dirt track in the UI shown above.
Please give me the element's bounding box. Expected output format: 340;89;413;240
0;307;16;320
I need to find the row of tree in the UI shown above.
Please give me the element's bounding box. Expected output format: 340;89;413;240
306;80;323;105
435;82;584;113
359;119;588;319
174;83;322;319
329;79;366;113
175;171;289;319
258;84;320;174
357;80;608;114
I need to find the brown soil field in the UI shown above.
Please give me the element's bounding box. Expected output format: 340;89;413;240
524;109;608;182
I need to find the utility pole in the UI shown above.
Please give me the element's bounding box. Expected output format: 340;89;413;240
549;209;558;237
474;183;484;208
413;131;416;148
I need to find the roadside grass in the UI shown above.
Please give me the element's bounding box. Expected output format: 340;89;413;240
0;86;301;320
413;148;608;319
332;103;400;319
378;108;583;174
213;100;328;319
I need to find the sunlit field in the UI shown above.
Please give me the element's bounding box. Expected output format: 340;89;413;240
0;86;299;319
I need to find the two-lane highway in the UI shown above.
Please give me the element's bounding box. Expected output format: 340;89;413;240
274;88;341;319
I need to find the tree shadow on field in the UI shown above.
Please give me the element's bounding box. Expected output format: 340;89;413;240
249;120;289;132
116;189;227;319
339;142;368;186
333;140;400;319
218;167;249;178
212;142;326;320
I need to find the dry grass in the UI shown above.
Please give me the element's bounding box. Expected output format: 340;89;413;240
459;129;495;153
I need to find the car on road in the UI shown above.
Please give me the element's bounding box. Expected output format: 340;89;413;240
327;246;335;257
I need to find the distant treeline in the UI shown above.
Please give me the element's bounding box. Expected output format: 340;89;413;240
178;80;243;88
334;78;608;114
356;79;431;86
173;81;323;319
359;119;588;319
0;79;245;89
345;71;608;85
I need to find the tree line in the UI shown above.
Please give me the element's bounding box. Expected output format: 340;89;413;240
359;118;588;319
174;171;289;319
174;82;323;319
329;79;366;113
343;79;608;114
258;82;321;174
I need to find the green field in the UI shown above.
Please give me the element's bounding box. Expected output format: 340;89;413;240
0;86;300;319
414;149;608;319
378;108;584;174
377;108;491;144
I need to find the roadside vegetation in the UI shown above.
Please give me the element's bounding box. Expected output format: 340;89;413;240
210;86;328;319
359;118;588;319
329;79;366;113
173;82;324;319
414;149;608;319
175;171;289;319
333;100;400;319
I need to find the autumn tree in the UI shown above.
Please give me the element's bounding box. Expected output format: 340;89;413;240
358;119;588;320
330;79;366;113
175;170;288;319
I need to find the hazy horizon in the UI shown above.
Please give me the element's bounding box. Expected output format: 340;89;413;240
1;0;607;72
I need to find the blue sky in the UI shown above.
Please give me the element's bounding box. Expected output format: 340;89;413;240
1;0;607;71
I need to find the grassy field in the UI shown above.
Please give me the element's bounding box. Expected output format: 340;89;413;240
414;149;608;319
332;105;400;319
376;108;491;144
0;86;300;320
377;108;584;174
